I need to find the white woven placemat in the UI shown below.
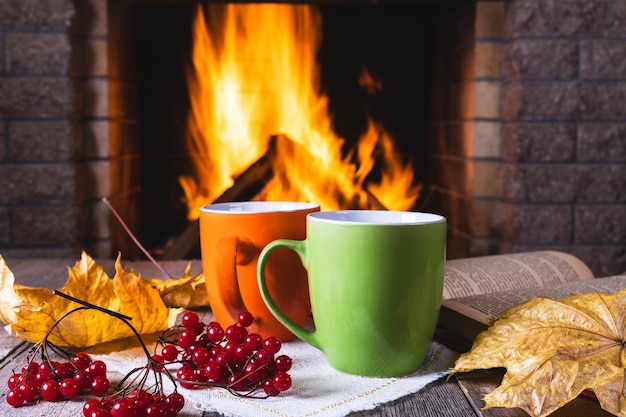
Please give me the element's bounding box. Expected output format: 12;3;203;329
99;339;458;417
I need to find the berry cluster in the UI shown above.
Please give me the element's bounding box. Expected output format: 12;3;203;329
4;289;294;415
156;311;293;397
5;291;185;417
6;351;109;407
82;389;184;417
78;351;184;417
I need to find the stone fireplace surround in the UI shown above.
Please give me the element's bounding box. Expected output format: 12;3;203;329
0;0;624;276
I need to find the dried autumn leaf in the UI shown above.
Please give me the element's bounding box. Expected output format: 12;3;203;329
0;255;32;325
3;252;177;348
451;289;626;417
147;266;208;309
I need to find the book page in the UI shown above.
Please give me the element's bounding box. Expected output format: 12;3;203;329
442;274;626;326
442;251;594;300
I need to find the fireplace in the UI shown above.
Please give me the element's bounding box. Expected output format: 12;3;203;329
0;0;625;277
135;2;442;257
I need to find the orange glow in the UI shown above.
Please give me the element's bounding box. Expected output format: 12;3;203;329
181;4;420;219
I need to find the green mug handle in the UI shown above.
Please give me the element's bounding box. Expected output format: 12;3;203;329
257;239;322;350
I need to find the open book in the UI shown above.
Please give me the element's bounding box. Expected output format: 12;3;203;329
437;251;626;345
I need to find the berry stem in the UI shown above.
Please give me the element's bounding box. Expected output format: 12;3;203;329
52;291;180;395
53;290;152;358
53;290;133;321
25;305;91;373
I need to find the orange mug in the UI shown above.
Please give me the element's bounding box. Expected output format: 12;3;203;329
199;201;319;341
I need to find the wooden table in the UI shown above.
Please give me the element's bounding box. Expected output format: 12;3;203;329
0;258;611;417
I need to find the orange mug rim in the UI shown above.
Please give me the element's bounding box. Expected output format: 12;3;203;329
199;201;319;214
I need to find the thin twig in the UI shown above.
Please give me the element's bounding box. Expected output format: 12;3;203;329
101;197;173;279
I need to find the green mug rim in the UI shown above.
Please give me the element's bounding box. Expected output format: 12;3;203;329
307;210;445;225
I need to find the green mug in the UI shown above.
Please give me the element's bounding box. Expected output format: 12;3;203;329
257;210;446;377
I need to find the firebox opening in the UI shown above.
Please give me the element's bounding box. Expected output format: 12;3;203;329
133;2;464;257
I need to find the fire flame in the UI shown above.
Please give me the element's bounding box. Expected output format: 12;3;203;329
181;4;420;219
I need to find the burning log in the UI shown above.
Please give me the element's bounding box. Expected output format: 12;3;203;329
160;137;279;260
263;134;388;211
161;134;389;259
365;189;387;211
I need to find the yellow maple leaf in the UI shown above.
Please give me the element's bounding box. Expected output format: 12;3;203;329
451;289;626;417
3;252;177;348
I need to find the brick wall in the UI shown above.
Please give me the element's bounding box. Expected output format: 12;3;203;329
0;0;140;259
426;2;504;263
496;0;626;276
427;0;626;276
0;0;82;258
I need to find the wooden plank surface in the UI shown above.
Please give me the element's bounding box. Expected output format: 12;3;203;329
455;369;613;417
1;258;609;417
0;258;481;417
4;257;204;288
